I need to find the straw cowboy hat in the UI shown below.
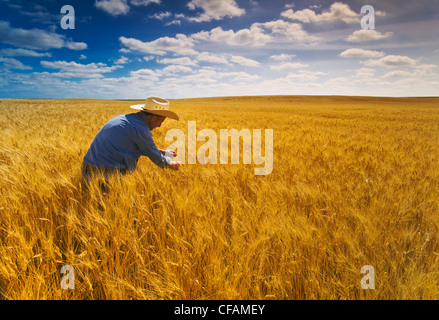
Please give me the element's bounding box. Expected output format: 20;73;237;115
130;96;179;120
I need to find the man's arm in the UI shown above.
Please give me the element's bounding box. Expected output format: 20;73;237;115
135;130;181;170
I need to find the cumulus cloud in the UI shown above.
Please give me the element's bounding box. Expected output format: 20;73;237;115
129;68;160;81
382;70;412;78
339;48;385;58
270;62;309;71
270;53;296;61
2;1;59;25
187;0;245;22
218;71;260;82
285;70;326;81
192;25;272;46
156;57;198;66
257;20;321;44
281;2;359;24
124;20;316;58
130;0;160;5
119;34;197;56
160;65;193;75
230;55;260;67
95;0;130;16
346;29;393;42
355;68;375;78
414;64;438;75
362;55;418;68
165;20;182;26
40;60;121;78
174;68;218;84
95;0;160;16
197;52;230;65
0;57;32;71
114;56;130;64
0;48;51;57
0;21;87;51
65;41;88;51
149;11;172;20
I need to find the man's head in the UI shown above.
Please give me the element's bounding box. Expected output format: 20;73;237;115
130;96;179;121
143;112;166;130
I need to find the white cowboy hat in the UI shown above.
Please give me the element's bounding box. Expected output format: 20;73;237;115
130;96;179;120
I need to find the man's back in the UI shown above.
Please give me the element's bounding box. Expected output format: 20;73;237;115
83;112;168;172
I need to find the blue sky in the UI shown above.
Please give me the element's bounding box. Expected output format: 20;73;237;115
1;0;438;99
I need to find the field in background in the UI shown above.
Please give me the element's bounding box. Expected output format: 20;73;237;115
0;95;438;299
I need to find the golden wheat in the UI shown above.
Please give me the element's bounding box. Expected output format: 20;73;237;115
0;96;438;300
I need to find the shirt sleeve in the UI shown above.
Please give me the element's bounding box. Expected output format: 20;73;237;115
135;128;170;168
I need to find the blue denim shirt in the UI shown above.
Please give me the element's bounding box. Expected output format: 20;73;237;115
83;112;170;172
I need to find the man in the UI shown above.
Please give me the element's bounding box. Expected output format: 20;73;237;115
82;96;181;188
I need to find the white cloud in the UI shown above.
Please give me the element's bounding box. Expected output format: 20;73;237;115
129;68;160;81
40;60;121;78
218;71;260;82
115;56;130;64
156;57;198;66
0;48;51;57
0;21;87;51
130;0;160;6
95;0;159;16
197;52;229;65
285;70;326;81
149;11;172;20
354;68;375;79
257;20;321;44
65;41;88;51
0;57;32;71
383;64;438;78
165;20;182;26
362;55;418;68
382;70;412;78
160;65;193;75
270;62;309;71
174;68;218;84
3;1;59;25
281;2;359;24
230;55;260;67
270;53;296;61
346;29;393;42
187;0;245;22
193;25;272;47
340;48;385;58
414;64;438;75
119;34;197;56
95;0;130;16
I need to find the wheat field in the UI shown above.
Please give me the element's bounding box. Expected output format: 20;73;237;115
0;95;438;300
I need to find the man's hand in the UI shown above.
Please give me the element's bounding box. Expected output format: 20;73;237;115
168;161;181;170
160;149;177;158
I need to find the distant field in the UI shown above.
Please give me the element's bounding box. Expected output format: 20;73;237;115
0;95;438;299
